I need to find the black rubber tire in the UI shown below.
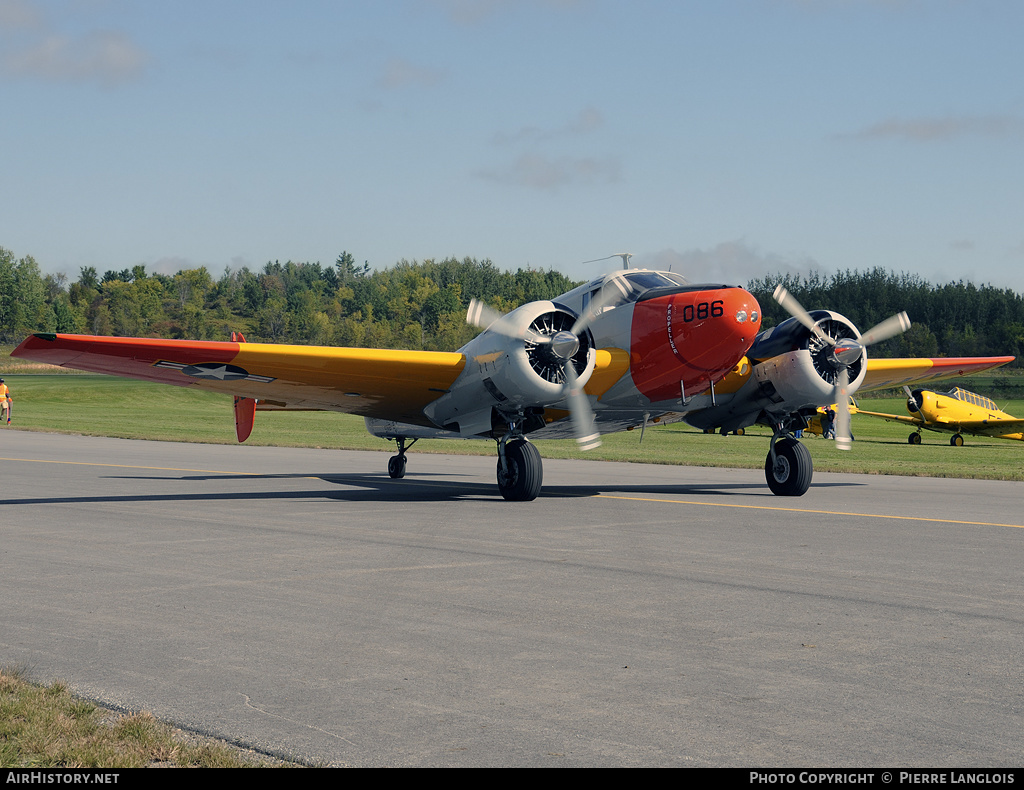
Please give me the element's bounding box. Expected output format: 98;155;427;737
764;437;813;496
496;440;543;501
951;434;964;447
909;433;922;445
387;455;407;479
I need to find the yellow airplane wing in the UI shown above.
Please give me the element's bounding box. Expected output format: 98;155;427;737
853;407;923;427
12;332;633;431
927;414;1024;433
12;333;467;427
861;356;1014;392
967;419;1024;439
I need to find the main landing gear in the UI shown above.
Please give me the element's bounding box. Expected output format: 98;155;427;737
387;437;418;479
765;433;813;496
496;435;543;502
384;429;543;501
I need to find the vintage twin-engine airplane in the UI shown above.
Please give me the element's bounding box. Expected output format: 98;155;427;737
11;269;1013;500
856;385;1023;446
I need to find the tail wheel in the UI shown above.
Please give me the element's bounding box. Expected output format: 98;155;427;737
765;437;813;496
497;439;543;502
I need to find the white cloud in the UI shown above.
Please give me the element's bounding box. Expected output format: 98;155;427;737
844;114;1024;142
637;242;824;286
483;106;616;189
376;57;446;90
492;106;604;145
2;29;148;85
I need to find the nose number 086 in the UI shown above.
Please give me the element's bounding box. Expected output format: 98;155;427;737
680;300;725;323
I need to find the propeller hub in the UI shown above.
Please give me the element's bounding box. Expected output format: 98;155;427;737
549;331;580;361
829;338;863;369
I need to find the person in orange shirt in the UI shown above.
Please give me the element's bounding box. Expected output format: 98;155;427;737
0;379;10;424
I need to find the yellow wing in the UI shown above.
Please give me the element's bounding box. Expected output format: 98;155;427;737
853;407;923;427
12;333;466;427
861;356;1014;392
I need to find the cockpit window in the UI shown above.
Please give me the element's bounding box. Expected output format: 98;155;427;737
948;387;995;411
588;271;690;310
623;271;689;292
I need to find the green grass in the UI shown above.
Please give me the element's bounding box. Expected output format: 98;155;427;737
4;373;1023;481
0;666;296;768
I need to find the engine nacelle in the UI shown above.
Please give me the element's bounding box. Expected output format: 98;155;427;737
685;310;868;433
423;300;596;437
747;310;867;413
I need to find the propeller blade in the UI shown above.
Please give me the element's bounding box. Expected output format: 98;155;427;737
834;367;853;451
858;312;911;346
467;299;545;344
564;363;601;451
466;298;505;330
572;272;631;335
773;285;832;345
903;385;922;413
772;286;910;454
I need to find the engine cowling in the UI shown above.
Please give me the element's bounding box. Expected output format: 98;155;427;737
423;300;596;437
746;310;867;413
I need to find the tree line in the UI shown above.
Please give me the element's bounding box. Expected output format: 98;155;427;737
0;247;579;352
748;268;1024;364
2;246;1022;366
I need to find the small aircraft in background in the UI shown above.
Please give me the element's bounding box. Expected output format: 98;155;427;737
856;386;1024;446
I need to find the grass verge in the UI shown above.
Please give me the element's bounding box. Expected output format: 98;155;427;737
0;666;298;768
3;373;1023;482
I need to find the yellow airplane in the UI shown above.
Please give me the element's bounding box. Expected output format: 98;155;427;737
856;386;1024;445
803;405;841;438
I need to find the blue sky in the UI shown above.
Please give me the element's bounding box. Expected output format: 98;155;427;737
3;0;1023;295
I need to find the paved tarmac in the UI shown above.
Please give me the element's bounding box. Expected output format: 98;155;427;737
1;430;1022;767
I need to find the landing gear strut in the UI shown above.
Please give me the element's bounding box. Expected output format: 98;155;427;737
496;433;543;501
387;437;418;479
765;434;813;496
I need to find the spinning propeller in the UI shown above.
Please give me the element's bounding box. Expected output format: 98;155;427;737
467;274;631;451
773;285;911;450
903;386;923;413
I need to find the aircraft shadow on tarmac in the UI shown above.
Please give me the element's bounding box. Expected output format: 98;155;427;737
0;469;864;508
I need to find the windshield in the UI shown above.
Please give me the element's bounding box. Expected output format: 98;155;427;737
590;270;690;309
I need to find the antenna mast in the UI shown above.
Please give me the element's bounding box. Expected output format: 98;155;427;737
582;252;633;270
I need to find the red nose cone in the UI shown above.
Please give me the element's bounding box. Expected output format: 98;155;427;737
630;286;761;403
